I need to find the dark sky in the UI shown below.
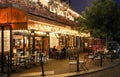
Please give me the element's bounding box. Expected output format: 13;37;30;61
69;0;94;14
68;0;120;14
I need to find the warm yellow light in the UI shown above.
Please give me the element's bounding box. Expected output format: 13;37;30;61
67;8;80;17
45;0;49;2
13;48;17;54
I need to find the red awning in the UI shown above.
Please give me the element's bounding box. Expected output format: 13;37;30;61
0;6;27;30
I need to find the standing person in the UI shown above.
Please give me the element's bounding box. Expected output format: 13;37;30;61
53;46;57;52
50;46;57;58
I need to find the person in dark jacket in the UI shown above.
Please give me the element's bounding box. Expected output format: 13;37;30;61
60;46;66;59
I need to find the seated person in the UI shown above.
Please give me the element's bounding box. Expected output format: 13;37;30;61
50;46;58;58
61;46;66;52
60;46;67;59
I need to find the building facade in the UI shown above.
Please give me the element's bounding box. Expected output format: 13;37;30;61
0;0;90;73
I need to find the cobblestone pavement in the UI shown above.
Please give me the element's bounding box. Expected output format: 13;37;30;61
71;63;120;77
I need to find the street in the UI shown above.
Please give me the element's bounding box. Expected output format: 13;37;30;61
72;64;120;77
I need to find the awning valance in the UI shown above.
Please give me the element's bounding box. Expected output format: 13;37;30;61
0;6;27;30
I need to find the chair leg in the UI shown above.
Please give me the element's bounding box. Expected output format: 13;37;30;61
79;63;88;71
82;63;88;71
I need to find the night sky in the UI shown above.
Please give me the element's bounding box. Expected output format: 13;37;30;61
69;0;120;14
69;0;94;14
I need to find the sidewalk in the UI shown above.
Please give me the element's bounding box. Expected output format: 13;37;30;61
2;53;120;77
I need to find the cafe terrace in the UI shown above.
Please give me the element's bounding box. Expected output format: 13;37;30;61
0;0;90;74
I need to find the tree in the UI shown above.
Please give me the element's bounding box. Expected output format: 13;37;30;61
80;0;120;39
74;17;90;33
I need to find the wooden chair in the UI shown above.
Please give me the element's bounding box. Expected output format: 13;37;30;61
69;55;88;72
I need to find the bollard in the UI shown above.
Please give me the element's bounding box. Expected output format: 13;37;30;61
110;52;113;62
100;53;103;66
77;54;79;72
40;53;45;76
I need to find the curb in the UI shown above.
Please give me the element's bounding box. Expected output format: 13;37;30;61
66;61;120;77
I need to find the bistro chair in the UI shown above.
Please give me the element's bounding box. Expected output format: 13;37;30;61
17;51;26;67
85;51;105;66
79;57;88;71
5;55;19;72
30;51;38;65
69;55;88;72
69;55;77;72
85;51;99;64
24;51;32;68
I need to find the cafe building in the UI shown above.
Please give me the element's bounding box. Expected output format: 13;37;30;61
0;0;90;73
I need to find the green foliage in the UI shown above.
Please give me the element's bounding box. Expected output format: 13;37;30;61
75;16;90;33
79;0;120;38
